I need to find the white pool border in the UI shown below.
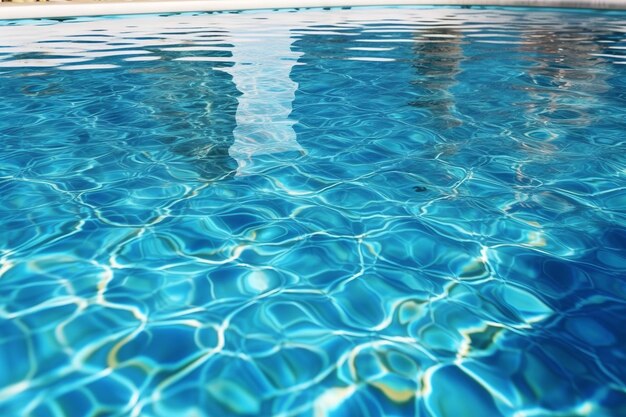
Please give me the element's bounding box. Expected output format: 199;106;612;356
1;0;626;20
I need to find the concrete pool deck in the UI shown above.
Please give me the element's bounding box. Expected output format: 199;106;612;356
1;0;626;20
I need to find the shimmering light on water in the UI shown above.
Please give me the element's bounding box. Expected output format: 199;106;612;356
0;6;625;417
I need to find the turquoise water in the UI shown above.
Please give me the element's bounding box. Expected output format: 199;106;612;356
1;6;625;416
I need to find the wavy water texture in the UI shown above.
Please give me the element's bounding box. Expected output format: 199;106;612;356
0;6;625;417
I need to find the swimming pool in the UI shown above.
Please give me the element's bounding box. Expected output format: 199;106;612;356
0;5;625;417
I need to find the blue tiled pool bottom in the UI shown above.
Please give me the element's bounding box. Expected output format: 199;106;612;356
0;6;625;417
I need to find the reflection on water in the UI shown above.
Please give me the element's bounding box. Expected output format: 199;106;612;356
410;27;464;128
221;20;303;174
0;7;626;417
518;28;609;131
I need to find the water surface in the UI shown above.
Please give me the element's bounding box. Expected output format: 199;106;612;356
0;6;625;417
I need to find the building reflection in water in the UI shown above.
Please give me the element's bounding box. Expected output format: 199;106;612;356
220;17;304;175
131;15;305;180
410;26;464;129
517;27;610;136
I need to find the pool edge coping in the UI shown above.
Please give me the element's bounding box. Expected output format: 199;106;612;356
2;0;626;20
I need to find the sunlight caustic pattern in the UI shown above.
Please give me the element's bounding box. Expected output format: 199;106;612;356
0;6;625;417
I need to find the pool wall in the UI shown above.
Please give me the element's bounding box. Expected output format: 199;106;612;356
1;0;626;20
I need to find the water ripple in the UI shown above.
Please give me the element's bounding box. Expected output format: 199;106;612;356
0;6;625;417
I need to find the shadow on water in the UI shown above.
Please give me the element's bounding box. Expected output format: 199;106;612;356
0;41;241;185
132;60;241;183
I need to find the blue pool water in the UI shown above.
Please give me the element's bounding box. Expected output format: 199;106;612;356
1;6;625;417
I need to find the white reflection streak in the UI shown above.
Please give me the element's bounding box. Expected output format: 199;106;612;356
221;23;303;174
